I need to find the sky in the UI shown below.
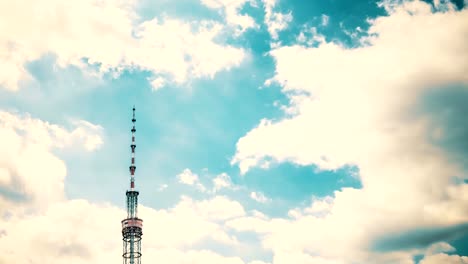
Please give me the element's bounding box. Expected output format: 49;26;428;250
0;0;467;263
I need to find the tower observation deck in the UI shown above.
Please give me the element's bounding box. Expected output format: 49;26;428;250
122;107;143;264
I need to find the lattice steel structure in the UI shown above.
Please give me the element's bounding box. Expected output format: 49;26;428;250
122;107;143;264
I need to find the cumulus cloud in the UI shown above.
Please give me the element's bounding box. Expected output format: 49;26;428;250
0;111;103;212
149;77;166;91
131;19;245;83
145;248;246;264
190;195;245;221
296;27;326;48
263;0;293;40
303;196;333;216
0;110;248;264
231;1;468;262
273;251;343;264
424;241;455;255
0;199;123;264
249;261;271;264
177;168;207;192
201;0;257;33
250;191;270;203
212;172;235;192
0;111;103;151
0;0;245;91
177;168;200;185
141;195;245;248
420;253;468;264
0;195;249;264
288;196;334;219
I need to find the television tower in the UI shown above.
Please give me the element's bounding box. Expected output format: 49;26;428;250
121;106;143;264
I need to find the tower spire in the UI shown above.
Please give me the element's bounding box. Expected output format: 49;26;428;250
122;106;143;264
130;106;136;190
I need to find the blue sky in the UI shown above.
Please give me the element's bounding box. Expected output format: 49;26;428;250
0;0;467;263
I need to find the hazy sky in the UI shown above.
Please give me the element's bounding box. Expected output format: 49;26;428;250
0;0;467;263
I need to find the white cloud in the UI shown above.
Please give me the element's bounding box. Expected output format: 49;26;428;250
0;0;134;91
0;195;249;264
420;253;468;264
321;14;329;26
191;195;246;221
425;242;455;255
287;208;302;219
177;168;200;185
196;183;208;192
141;195;245;248
0;110;103;212
177;168;207;192
273;251;344;264
212;172;234;192
304;196;333;214
250;191;270;203
0;0;246;91
0;111;103;152
145;248;246;264
0;199;122;264
149;76;165;91
0;114;247;264
288;195;334;218
132;19;245;83
251;209;269;219
231;1;468;263
68;120;104;151
263;0;293;40
201;0;257;33
157;183;168;191
0;116;247;261
296;27;326;47
249;261;271;264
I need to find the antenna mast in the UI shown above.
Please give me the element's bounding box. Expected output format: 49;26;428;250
121;106;143;264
